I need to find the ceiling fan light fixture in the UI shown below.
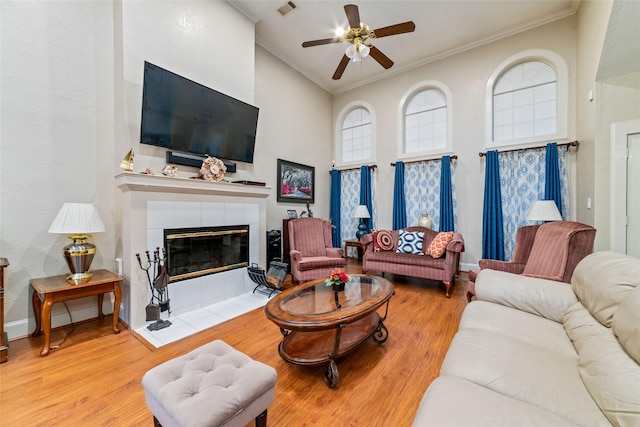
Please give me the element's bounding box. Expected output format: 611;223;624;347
345;43;369;63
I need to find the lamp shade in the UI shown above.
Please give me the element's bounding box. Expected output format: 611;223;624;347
48;203;105;234
527;200;562;222
353;205;371;219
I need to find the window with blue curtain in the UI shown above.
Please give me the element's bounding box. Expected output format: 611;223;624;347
329;169;342;247
392;162;406;230
403;159;457;231
498;145;569;259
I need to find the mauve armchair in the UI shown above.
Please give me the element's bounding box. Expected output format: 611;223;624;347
288;218;346;283
467;221;596;301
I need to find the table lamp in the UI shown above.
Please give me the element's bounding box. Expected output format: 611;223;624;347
48;203;105;283
353;205;371;239
527;200;562;222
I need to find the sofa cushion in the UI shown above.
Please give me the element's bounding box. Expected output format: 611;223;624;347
460;301;577;360
564;301;640;426
365;250;446;269
439;328;610;426
613;285;640;364
475;269;578;323
396;230;424;255
425;231;454;258
372;229;394;252
413;376;580;427
571;251;640;327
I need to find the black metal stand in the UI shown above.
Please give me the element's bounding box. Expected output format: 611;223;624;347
136;249;171;331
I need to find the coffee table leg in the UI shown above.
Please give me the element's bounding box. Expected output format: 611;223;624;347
324;359;339;388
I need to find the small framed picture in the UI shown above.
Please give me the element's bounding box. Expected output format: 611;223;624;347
287;209;298;219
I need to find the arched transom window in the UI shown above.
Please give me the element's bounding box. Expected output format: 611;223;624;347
404;89;447;154
493;61;557;142
342;107;372;163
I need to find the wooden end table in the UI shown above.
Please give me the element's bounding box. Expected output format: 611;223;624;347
344;239;367;260
30;269;123;356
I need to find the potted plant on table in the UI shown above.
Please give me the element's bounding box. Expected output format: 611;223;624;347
325;268;350;292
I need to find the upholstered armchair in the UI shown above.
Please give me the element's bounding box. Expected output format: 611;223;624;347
288;217;346;283
467;221;596;301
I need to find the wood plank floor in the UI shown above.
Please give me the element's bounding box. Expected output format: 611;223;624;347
0;261;469;427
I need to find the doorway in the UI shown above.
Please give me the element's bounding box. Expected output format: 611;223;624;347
611;119;640;256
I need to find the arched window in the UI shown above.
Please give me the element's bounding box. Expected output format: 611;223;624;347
404;89;447;154
341;107;372;163
486;50;569;148
493;61;557;142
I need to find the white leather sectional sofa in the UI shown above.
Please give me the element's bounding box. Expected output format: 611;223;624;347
412;251;640;426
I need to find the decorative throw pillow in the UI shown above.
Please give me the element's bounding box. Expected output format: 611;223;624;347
372;230;394;252
426;232;454;258
396;230;425;255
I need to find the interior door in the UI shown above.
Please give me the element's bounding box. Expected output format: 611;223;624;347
627;132;640;257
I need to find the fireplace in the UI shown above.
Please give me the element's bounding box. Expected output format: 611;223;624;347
165;225;249;282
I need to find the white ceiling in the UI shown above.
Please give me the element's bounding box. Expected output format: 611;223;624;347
229;0;581;94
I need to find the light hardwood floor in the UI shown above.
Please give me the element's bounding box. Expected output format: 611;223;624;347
0;261;469;426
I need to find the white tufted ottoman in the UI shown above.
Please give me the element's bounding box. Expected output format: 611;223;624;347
142;340;277;427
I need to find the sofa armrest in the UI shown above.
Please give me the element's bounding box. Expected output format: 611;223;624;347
475;269;578;323
446;233;465;253
478;259;526;275
325;247;343;258
290;249;301;261
360;233;373;246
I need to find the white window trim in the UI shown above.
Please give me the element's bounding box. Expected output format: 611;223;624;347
397;80;453;161
485;49;571;149
335;101;377;168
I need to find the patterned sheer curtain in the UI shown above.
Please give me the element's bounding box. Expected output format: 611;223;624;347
499;145;569;259
340;169;377;255
404;160;457;231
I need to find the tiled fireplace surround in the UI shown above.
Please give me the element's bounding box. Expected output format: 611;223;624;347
116;173;270;331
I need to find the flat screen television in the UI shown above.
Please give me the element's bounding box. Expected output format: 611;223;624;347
140;61;259;164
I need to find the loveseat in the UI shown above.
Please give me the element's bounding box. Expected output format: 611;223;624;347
360;226;464;297
412;251;640;426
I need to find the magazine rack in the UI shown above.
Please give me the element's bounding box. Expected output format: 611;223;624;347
248;258;288;297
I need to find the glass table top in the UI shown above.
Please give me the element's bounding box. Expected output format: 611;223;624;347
278;275;389;316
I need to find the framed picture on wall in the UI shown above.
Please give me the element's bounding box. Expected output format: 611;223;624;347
277;159;315;203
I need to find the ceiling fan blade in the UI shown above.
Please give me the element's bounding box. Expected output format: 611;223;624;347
373;21;416;38
344;4;361;29
369;46;394;69
302;37;341;48
332;55;350;80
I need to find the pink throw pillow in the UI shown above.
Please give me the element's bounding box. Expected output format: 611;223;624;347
426;232;454;258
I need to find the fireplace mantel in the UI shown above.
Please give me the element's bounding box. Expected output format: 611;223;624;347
115;173;271;198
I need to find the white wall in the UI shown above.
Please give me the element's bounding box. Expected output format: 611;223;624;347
1;1;116;338
253;45;333;232
332;17;578;268
0;0;257;339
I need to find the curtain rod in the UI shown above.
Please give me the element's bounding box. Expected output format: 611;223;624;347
391;155;458;167
330;164;377;173
478;141;579;158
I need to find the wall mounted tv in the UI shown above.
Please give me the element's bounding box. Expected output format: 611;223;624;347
140;61;259;164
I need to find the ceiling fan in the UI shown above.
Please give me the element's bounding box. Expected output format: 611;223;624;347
302;3;416;80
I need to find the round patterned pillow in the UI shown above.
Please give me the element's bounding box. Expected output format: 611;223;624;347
372;230;394;252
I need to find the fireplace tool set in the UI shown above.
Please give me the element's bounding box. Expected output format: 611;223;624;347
136;248;171;331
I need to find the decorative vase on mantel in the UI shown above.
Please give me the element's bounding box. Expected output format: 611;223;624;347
418;213;433;229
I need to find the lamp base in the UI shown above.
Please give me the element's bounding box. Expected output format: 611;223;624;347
66;271;93;284
355;219;367;240
63;234;96;285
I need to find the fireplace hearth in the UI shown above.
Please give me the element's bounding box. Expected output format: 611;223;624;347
164;225;249;282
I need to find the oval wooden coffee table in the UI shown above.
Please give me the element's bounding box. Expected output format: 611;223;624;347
264;274;394;387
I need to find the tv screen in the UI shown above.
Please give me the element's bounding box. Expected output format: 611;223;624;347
140;61;258;164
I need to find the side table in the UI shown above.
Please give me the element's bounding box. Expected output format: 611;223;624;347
30;269;123;356
344;239;367;260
